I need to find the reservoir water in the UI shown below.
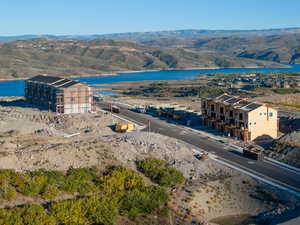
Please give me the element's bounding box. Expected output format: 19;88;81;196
1;65;300;97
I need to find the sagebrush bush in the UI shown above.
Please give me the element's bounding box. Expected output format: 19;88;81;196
137;158;185;187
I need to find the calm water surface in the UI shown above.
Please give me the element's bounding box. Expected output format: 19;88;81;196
1;65;300;97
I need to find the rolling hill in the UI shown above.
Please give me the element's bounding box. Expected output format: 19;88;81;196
141;34;300;64
0;38;282;79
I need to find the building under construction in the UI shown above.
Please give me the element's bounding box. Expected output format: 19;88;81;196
25;75;93;114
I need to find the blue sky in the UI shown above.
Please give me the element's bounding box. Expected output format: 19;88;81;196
1;0;299;35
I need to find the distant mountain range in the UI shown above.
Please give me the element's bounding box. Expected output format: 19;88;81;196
1;27;300;43
0;28;299;79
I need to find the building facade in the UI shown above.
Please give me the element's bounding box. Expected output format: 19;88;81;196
25;75;93;114
201;93;277;142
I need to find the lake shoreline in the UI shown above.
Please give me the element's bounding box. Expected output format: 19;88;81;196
0;64;290;82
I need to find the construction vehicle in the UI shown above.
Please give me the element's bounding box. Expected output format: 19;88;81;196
115;122;134;132
194;152;209;160
243;146;264;160
111;105;120;113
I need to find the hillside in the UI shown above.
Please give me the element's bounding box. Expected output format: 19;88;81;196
0;38;282;79
142;33;300;64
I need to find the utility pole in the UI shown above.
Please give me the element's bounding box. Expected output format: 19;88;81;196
148;120;151;133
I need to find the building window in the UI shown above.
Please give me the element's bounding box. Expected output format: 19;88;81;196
57;97;62;104
220;107;224;114
269;112;273;117
254;122;256;125
239;113;243;120
211;105;215;112
70;97;75;102
249;122;252;125
260;112;263;116
264;112;267;116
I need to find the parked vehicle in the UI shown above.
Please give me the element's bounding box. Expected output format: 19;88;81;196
115;122;134;132
194;153;209;160
112;105;120;113
243;146;264;160
132;107;146;113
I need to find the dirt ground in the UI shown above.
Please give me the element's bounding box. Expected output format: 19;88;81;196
0;97;298;225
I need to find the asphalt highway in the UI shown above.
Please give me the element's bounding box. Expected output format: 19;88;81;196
99;102;300;194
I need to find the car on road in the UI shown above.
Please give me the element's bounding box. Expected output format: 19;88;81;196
131;107;146;113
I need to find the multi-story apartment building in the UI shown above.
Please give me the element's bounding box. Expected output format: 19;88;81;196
25;75;93;114
201;93;277;142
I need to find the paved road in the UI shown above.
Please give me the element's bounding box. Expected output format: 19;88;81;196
99;102;300;194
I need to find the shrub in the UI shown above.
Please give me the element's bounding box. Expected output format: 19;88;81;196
0;186;17;200
84;195;120;225
21;205;56;225
137;158;166;179
157;167;185;187
18;175;48;196
60;167;98;194
41;185;60;200
31;169;65;186
0;166;172;224
121;186;168;216
66;167;97;181
50;199;87;225
98;166;145;192
0;205;56;225
61;178;97;194
137;158;185;187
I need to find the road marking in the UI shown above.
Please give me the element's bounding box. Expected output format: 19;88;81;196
212;157;300;197
265;157;300;175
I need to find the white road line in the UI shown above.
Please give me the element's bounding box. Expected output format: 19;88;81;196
265;157;300;175
212;157;300;197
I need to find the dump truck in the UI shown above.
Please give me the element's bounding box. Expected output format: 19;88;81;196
111;105;120;113
243;147;264;160
115;122;134;132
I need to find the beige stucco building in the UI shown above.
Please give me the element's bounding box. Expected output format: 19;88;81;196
201;93;278;142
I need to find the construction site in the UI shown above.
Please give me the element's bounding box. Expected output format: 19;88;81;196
0;95;298;225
